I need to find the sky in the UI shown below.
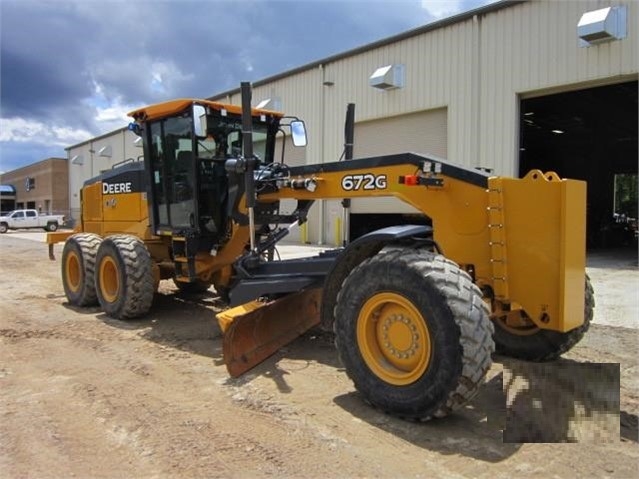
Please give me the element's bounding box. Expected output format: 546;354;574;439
0;0;496;173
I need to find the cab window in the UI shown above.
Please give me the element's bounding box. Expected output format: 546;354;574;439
148;114;196;230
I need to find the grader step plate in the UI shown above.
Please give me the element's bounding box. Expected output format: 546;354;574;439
218;287;322;377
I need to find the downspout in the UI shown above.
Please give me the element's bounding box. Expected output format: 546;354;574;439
318;63;325;245
471;14;481;170
89;141;95;178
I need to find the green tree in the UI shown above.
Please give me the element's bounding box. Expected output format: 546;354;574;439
614;174;638;219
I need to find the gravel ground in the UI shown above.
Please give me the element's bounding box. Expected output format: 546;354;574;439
1;231;637;478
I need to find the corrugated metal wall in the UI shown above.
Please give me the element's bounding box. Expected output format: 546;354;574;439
479;0;638;175
224;0;637;243
71;0;638;243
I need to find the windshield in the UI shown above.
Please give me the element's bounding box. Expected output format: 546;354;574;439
196;115;272;162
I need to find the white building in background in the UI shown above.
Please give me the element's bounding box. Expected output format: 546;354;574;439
67;0;638;246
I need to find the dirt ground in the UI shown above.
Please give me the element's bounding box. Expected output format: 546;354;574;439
1;232;638;478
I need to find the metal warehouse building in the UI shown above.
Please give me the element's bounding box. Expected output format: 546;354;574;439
69;0;638;247
66;129;141;221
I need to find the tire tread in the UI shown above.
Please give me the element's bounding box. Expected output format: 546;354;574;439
334;249;495;421
494;276;594;361
96;235;154;319
62;233;102;306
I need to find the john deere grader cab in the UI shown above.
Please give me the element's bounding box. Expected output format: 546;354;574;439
48;83;593;420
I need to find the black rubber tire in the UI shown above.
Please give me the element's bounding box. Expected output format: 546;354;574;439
61;233;102;306
0;223;7;234
46;222;58;232
95;235;154;319
493;276;595;361
173;278;212;294
212;283;231;304
334;249;495;420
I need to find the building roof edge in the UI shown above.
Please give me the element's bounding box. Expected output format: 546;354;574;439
208;0;526;100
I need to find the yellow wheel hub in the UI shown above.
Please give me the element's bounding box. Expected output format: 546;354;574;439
65;251;81;293
357;292;431;386
99;256;120;303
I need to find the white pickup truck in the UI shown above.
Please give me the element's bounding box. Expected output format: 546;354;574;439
0;209;66;233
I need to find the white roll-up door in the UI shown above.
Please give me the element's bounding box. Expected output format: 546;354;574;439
350;108;447;214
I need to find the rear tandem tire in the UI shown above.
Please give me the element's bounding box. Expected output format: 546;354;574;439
95;235;154;319
493;276;595;361
61;233;102;306
334;249;495;420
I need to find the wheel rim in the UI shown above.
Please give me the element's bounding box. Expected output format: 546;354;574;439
99;256;120;303
65;251;81;293
357;292;431;386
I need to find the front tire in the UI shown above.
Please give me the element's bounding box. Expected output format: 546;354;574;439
493;277;594;361
95;235;154;319
61;233;102;306
334;249;495;420
46;222;59;232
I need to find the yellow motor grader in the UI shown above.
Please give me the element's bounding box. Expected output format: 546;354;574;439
48;83;592;420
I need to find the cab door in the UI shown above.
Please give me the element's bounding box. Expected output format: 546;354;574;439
147;113;198;234
24;210;39;227
10;210;25;227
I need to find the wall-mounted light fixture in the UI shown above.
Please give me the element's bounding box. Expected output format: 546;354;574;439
71;155;84;165
369;64;405;90
98;145;112;158
578;5;627;47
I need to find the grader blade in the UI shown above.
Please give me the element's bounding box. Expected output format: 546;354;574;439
218;287;322;377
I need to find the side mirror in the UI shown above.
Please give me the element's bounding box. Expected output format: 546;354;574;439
290;120;307;147
193;104;206;137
